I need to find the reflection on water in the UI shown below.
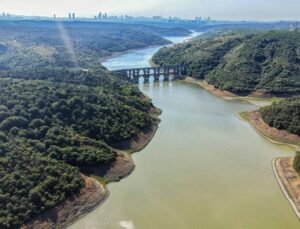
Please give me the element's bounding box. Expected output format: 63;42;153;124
138;75;174;84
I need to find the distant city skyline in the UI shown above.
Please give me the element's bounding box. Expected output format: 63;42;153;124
1;0;300;21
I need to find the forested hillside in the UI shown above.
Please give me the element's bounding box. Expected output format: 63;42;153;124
0;142;83;229
153;30;300;95
0;20;166;228
260;97;300;174
260;97;300;136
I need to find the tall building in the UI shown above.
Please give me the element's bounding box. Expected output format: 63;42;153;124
68;13;72;20
72;13;75;20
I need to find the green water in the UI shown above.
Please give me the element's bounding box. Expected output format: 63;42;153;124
70;81;299;229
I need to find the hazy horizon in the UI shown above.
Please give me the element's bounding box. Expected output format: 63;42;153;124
1;0;300;21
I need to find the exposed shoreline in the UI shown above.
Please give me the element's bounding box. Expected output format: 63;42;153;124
21;175;109;229
185;76;300;219
273;158;300;220
22;107;161;229
239;110;300;218
185;77;283;107
185;77;300;149
239;110;300;150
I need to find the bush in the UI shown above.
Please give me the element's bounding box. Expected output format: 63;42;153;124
293;151;300;173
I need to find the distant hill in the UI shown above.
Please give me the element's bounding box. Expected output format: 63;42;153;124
0;20;190;73
153;30;300;96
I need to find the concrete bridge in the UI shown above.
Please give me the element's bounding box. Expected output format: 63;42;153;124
112;65;187;83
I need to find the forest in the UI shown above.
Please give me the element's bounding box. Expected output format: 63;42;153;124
152;30;300;96
260;97;300;136
259;97;300;173
0;77;155;228
0;20;172;228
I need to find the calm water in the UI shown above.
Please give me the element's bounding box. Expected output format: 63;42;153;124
70;34;299;229
101;31;201;71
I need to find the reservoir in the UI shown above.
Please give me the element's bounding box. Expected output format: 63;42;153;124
70;33;300;228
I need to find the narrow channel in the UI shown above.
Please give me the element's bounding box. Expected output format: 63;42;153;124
70;33;300;229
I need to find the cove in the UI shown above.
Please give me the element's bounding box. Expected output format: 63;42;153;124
70;33;300;229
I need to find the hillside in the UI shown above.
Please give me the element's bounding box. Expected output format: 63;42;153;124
0;21;164;228
0;77;156;229
0;20;190;73
152;30;300;96
260;97;300;136
259;97;300;175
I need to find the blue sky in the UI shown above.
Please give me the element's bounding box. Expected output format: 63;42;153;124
1;0;300;20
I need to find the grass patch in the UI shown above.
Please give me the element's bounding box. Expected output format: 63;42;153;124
92;176;110;185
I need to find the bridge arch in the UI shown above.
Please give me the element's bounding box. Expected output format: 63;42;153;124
113;64;187;83
148;75;155;83
139;69;144;76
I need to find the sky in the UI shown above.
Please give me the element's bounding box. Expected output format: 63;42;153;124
1;0;300;21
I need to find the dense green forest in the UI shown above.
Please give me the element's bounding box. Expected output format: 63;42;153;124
153;30;300;95
0;142;83;229
0;77;153;229
0;20;172;228
260;97;300;136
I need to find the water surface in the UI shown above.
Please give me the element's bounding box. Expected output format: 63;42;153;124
70;34;299;229
101;31;201;71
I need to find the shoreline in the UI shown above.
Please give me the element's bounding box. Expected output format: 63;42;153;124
112;106;161;153
22;107;161;229
185;77;300;149
185;76;300;219
21;175;109;229
273;158;300;219
185;77;283;107
239;110;300;150
238;110;300;218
